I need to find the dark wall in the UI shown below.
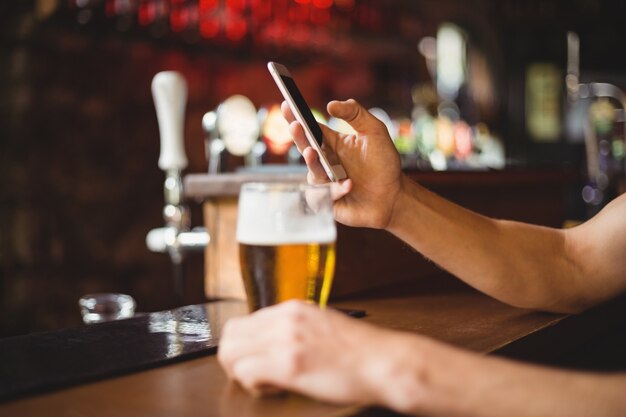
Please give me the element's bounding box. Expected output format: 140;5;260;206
1;5;214;335
2;21;157;335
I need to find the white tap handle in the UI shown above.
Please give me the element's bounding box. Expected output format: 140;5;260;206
146;227;168;253
152;71;188;171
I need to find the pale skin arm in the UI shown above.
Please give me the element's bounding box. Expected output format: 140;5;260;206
283;99;626;313
218;300;626;417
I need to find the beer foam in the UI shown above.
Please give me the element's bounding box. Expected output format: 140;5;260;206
237;226;336;245
236;188;336;245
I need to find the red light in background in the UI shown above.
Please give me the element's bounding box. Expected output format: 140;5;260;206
313;0;332;9
263;104;293;156
105;0;116;16
199;0;219;37
187;3;199;26
267;20;289;46
226;0;246;12
199;0;218;23
251;0;271;21
226;17;247;41
200;17;220;37
199;0;218;9
289;3;309;22
272;0;289;19
93;0;356;46
170;6;188;32
334;0;353;8
454;121;473;159
311;7;329;25
138;1;156;25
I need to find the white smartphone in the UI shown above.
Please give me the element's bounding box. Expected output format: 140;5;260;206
267;61;347;182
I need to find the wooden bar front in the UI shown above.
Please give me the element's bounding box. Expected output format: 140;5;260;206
185;169;576;302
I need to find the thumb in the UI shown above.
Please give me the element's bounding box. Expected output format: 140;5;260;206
327;99;381;133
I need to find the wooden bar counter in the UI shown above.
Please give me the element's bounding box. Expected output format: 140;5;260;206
2;272;624;417
0;273;564;417
0;273;626;417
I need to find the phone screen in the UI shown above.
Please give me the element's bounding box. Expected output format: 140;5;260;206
269;61;347;180
279;75;323;146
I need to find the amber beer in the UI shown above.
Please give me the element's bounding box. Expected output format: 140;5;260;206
239;242;335;311
236;183;337;312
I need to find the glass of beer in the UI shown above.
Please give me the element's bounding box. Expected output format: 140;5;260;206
236;182;336;312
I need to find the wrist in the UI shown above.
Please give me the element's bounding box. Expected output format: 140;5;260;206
385;175;421;235
361;332;432;413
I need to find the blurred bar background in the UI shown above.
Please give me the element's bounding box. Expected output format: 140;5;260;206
1;0;625;336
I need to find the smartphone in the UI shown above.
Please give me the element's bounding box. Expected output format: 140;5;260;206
267;61;347;182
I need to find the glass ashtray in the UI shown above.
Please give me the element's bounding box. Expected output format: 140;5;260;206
79;293;136;324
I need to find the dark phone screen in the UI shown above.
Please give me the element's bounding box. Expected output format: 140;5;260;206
280;75;323;146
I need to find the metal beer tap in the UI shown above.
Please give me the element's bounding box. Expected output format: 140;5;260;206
579;83;625;212
202;95;263;174
565;32;626;213
146;71;210;302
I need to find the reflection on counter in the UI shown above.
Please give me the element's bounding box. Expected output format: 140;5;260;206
0;300;248;400
148;303;247;358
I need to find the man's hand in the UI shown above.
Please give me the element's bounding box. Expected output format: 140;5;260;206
282;99;404;229
217;301;425;407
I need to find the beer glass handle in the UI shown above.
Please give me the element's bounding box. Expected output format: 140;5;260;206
152;71;188;172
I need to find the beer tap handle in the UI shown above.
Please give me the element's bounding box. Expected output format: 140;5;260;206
202;111;225;175
148;72;208;305
152;71;188;172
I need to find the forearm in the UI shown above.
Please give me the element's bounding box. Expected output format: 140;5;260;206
386;176;582;312
378;336;626;417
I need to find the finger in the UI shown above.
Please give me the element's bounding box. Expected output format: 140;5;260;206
303;147;330;183
231;338;310;396
318;123;342;151
281;100;296;123
284;101;341;153
219;302;307;371
330;179;352;201
232;356;285;395
327;99;384;134
218;316;272;373
289;121;309;154
226;303;311;390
